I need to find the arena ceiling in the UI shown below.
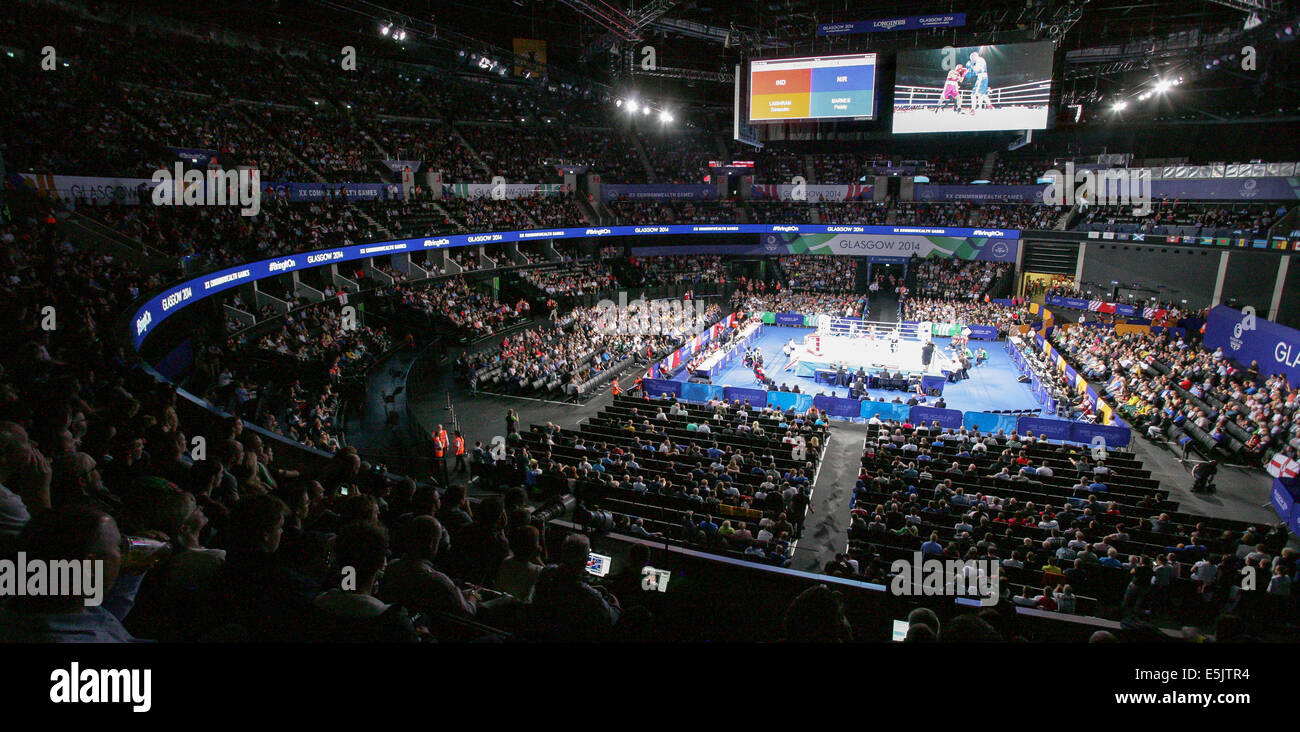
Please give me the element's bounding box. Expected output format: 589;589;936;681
140;0;1300;119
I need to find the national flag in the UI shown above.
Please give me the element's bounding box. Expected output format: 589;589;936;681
1267;453;1299;480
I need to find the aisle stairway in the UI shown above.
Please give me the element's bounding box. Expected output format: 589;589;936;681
789;423;865;572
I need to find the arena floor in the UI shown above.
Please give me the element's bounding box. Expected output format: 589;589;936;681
672;325;1045;414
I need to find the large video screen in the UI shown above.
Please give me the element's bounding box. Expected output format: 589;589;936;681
892;42;1054;134
749;53;877;122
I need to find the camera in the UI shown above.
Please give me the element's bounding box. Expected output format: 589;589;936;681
574;500;615;532
529;494;575;527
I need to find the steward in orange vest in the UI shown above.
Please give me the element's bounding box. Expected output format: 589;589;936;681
452;431;467;474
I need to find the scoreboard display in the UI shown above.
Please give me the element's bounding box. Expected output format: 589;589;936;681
748;53;878;122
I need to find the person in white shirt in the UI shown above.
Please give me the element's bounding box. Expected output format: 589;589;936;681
0;422;49;552
1054;586;1077;614
1191;557;1218;587
1268;566;1292;596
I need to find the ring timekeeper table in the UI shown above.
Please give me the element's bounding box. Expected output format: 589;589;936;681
693;321;761;379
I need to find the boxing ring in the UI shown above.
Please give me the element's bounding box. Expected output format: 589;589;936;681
786;316;960;381
892;79;1052;133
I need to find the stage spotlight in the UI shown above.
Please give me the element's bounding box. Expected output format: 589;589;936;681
614;98;624;108
1154;79;1172;93
380;23;391;36
626;100;639;113
659;110;673;122
1112;100;1127;111
642;105;651;115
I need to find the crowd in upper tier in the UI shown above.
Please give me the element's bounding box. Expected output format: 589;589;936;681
912;259;1012;300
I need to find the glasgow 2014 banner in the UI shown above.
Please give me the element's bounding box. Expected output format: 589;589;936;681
817;13;965;35
19;173;153;205
1203;305;1300;384
766;230;1017;262
750;184;874;201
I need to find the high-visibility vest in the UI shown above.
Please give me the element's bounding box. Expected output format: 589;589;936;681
453;436;465;455
611;381;621;396
433;431;448;457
